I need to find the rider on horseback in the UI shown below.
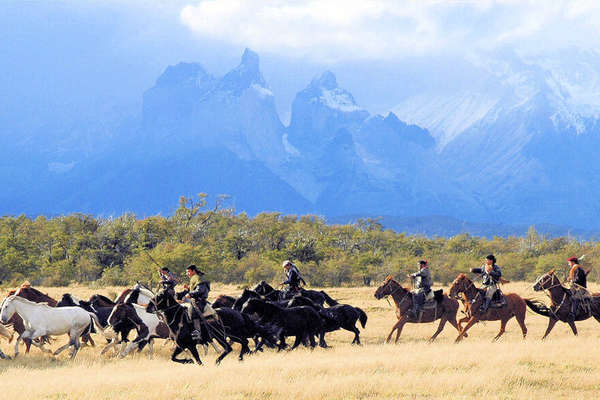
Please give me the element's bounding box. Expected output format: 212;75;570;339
567;257;590;320
281;260;305;300
184;265;214;339
158;266;178;295
408;260;431;318
470;254;502;313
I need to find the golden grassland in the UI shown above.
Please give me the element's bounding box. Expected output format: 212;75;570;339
2;282;600;399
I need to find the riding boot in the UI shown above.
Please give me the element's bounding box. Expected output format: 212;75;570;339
191;318;203;341
479;297;491;313
569;299;578;321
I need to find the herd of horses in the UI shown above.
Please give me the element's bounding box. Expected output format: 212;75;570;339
0;281;366;364
1;269;599;364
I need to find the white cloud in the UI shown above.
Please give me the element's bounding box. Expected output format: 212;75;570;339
180;0;600;62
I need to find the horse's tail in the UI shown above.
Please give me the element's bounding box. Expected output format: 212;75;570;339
356;307;368;328
88;312;105;335
84;316;96;335
321;291;338;306
524;299;552;317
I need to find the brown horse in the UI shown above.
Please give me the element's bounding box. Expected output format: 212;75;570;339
374;276;461;343
449;274;527;342
527;269;600;338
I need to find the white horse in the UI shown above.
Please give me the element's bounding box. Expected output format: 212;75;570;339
0;295;103;359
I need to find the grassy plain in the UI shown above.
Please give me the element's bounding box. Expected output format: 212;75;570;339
1;282;600;399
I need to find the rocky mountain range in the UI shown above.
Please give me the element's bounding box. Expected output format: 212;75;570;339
3;48;600;233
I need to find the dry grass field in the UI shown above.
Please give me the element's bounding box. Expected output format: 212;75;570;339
2;281;600;399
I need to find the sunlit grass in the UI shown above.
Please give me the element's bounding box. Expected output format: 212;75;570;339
1;282;600;399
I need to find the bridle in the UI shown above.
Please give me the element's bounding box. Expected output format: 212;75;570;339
535;273;567;314
450;278;478;300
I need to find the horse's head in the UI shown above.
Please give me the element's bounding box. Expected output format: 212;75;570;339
374;275;402;299
533;269;557;292
152;289;176;312
253;281;271;295
0;295;16;324
108;303;130;327
242;298;263;315
57;293;77;307
449;274;470;299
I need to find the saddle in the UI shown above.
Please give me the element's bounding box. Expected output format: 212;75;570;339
421;289;443;310
489;289;506;308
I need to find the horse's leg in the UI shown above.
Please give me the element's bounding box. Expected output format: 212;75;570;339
308;331;317;349
318;330;328;348
171;345;193;364
147;338;154;359
14;333;22;357
455;317;477;343
187;343;202;365
290;333;304;350
493;318;508;341
385;326;395;343
277;331;287;351
348;325;361;345
515;311;528;339
429;316;447;343
567;319;578;336
239;338;250;360
393;318;408;344
70;334;81;360
541;318;558;340
100;339;118;355
119;341;139;358
212;329;232;365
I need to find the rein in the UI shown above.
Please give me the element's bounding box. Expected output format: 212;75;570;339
539;275;567;316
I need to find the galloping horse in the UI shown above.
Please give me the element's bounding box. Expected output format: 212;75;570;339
374;276;461;343
449;274;527;342
149;289;232;365
526;269;600;338
5;287;57;355
0;295;103;359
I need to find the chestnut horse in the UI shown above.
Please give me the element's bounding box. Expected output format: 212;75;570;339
526;269;600;339
449;274;527;342
374;276;461;343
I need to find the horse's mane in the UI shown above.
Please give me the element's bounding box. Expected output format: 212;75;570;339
90;294;114;304
456;273;468;280
115;289;132;304
8;295;55;309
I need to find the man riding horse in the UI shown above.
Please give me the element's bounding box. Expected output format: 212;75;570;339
408;260;431;318
183;264;214;339
567;256;590;320
158;266;178;295
470;254;502;313
281;260;305;300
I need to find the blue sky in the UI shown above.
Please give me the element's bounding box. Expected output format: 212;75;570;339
2;0;600;129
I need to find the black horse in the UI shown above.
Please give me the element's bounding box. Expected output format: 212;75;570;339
213;295;236;309
253;281;338;306
242;298;322;351
233;288;289;310
288;295;367;346
148;289;232;365
214;307;279;359
58;293;139;354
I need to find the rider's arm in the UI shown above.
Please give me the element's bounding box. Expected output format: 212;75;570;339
470;267;483;274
